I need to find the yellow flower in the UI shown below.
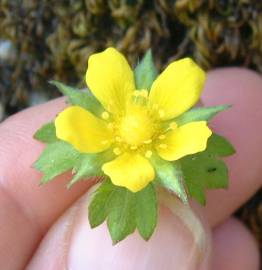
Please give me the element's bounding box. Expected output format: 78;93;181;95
55;48;212;192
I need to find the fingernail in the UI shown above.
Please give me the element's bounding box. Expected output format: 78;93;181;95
68;201;206;269
28;189;210;270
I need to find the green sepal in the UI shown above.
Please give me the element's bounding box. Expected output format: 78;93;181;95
34;141;80;184
181;133;234;205
174;105;231;126
33;122;58;143
151;156;188;204
69;150;114;187
88;180;158;244
134;49;158;90
50;80;104;117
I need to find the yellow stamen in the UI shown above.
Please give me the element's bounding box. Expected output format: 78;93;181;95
130;145;138;150
108;122;114;130
113;147;121;155
140;90;148;98
159;110;165;118
169;122;178;130
101;111;110;120
153;104;159;110
133;90;148;98
115;136;122;142
119;107;155;146
145;150;153;158
133;90;140;97
158;134;166;140
144;139;152;144
159;144;167;149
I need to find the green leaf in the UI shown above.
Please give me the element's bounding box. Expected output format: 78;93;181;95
175;105;230;126
107;188;136;244
181;133;234;205
185;179;206;205
181;153;228;197
88;180;158;243
88;180;115;228
50;80;103;117
181;152;229;205
152;156;188;204
206;133;235;157
134;49;158;90
34;141;80;184
135;184;158;240
34;122;58;143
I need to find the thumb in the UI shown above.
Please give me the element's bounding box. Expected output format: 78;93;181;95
26;189;211;270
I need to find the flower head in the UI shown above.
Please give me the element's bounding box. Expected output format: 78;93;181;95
55;48;212;192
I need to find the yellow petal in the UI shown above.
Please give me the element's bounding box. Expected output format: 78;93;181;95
156;121;212;161
102;153;155;192
149;58;206;120
86;47;135;115
55;106;113;153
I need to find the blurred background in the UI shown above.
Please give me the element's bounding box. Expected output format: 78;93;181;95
0;0;261;259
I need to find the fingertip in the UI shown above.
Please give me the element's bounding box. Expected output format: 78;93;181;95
68;206;199;270
201;68;262;226
27;192;211;270
0;98;92;268
212;218;260;270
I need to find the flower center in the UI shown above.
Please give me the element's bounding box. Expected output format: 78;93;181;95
119;107;155;147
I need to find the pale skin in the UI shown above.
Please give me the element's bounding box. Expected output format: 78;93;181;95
0;68;261;270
